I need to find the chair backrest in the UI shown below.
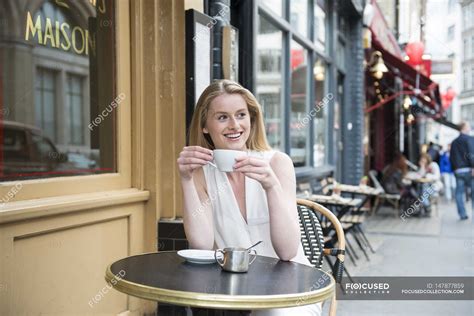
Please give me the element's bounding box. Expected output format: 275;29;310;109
297;203;325;268
319;177;334;195
369;169;385;193
297;199;346;285
297;181;312;197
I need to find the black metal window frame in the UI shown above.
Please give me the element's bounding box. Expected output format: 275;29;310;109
255;0;334;175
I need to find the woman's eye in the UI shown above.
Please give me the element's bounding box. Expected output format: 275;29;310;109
237;112;247;119
217;115;228;121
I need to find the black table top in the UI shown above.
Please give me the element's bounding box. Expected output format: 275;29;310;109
105;251;335;310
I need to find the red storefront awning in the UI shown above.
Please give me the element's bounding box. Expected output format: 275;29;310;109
366;0;442;116
366;40;443;117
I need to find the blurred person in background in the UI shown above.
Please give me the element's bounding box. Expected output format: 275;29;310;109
418;153;443;193
383;153;409;195
416;153;443;216
383;153;420;215
439;144;455;201
427;142;441;165
450;122;474;220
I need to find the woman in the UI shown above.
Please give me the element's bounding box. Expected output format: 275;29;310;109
177;80;321;315
418;153;443;194
382;153;408;195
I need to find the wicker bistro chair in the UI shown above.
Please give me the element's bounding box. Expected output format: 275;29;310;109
297;199;346;316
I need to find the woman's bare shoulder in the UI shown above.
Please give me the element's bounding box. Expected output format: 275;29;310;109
270;151;294;168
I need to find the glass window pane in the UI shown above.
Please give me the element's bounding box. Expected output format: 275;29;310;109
290;0;308;37
290;40;308;167
314;3;327;51
1;0;116;181
313;59;328;166
256;15;284;151
260;0;283;17
67;74;84;145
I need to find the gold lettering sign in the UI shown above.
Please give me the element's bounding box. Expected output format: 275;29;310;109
54;0;106;14
24;11;94;56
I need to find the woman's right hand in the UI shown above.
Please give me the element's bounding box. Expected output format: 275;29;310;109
177;146;214;180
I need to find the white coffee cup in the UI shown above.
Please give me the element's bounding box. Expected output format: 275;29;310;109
212;149;247;172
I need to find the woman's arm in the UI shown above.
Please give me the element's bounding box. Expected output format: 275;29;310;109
181;169;215;249
177;146;215;249
266;152;301;260
234;152;300;260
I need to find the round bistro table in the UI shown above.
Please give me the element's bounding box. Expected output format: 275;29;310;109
105;251;335;311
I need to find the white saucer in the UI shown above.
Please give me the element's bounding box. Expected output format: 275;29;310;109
177;249;223;264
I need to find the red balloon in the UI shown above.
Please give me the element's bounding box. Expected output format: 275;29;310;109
405;42;425;66
445;88;456;101
441;88;456;109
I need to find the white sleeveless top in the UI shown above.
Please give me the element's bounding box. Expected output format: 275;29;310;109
203;150;311;265
203;150;322;315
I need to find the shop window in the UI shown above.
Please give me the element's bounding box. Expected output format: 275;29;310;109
290;0;308;37
471;66;474;90
260;0;283;18
463;68;469;91
448;0;455;13
314;1;327;52
35;68;58;142
259;51;282;73
313;59;328;167
447;25;454;42
463;9;468;30
256;16;284;152
0;0;117;182
257;0;330;169
471;35;474;59
290;40;308;167
463;38;469;60
67;74;85;145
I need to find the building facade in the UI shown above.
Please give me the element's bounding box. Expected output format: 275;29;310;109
459;0;474;128
425;0;462;146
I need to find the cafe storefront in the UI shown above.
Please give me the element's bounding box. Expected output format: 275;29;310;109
0;0;185;314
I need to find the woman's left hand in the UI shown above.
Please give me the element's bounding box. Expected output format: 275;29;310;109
233;156;280;190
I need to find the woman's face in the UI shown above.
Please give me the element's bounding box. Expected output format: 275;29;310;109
203;93;251;150
419;158;427;167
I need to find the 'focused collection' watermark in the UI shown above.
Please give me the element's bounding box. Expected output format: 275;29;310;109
192;181;230;218
0;183;23;208
193;6;229;42
88;93;126;131
88;269;125;308
337;277;471;300
295;270;331;306
296;93;334;130
400;185;435;221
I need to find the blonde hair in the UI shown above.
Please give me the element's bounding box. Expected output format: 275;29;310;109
188;80;271;151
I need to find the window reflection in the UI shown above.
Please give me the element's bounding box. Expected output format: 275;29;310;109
260;0;283;17
314;2;327;51
313;59;328;167
35;68;57;142
290;0;308;37
256;16;284;151
0;0;116;181
290;40;308;167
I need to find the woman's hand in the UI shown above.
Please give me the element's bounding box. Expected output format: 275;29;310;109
177;146;213;180
233;156;279;190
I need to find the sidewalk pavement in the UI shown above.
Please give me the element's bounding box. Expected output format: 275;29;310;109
322;198;474;316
